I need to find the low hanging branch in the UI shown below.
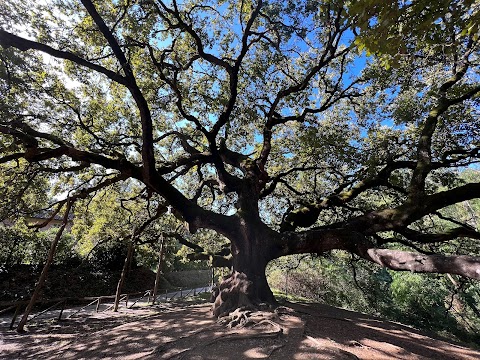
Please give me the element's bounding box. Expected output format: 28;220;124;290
358;248;480;280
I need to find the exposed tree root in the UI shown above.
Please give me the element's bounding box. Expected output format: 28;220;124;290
173;327;284;360
162;309;287;359
152;299;299;359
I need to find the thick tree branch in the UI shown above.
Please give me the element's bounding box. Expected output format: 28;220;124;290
128;203;169;241
344;182;480;235
154;0;232;72
8;119;73;147
400;227;480;243
408;43;476;200
279;228;480;280
143;231;232;268
279;159;415;231
211;0;263;137
0;152;26;164
423;182;480;215
0;30;128;86
79;0;133;79
359;248;480;280
259;8;350;166
1;122;232;233
80;0;157;182
146;44;242;192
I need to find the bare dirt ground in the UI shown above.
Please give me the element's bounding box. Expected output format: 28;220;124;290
1;300;479;360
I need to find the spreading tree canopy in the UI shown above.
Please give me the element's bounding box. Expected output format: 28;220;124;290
1;0;479;316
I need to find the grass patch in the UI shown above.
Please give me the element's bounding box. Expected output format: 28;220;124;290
272;288;314;303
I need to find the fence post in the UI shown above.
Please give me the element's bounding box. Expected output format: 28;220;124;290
58;300;66;321
125;295;129;307
96;297;101;312
10;304;21;330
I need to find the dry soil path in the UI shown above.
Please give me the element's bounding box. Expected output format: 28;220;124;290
1;301;479;359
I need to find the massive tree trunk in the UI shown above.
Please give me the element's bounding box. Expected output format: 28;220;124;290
211;215;277;317
230;247;274;304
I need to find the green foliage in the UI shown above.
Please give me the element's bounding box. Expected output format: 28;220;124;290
0;161;49;220
0;223;38;266
350;0;480;68
268;253;390;313
0;222;76;266
174;245;209;270
268;253;480;344
87;242;130;271
388;272;451;329
0;0;478;340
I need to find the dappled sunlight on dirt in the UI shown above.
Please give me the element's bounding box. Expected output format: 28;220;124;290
1;301;479;359
294;302;480;360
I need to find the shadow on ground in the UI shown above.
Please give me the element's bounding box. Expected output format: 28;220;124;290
1;301;479;359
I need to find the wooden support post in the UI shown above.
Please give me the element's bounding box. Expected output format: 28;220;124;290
114;242;134;312
96;297;101;312
58;300;66;321
16;201;72;332
10;304;21;330
152;236;165;305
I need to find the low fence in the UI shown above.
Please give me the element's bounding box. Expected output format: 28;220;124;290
1;285;211;330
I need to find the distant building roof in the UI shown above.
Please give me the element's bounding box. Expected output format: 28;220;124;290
29;210;75;221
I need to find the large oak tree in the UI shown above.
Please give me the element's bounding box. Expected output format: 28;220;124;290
1;0;479;316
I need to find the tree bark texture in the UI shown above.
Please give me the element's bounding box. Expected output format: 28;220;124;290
211;215;276;316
